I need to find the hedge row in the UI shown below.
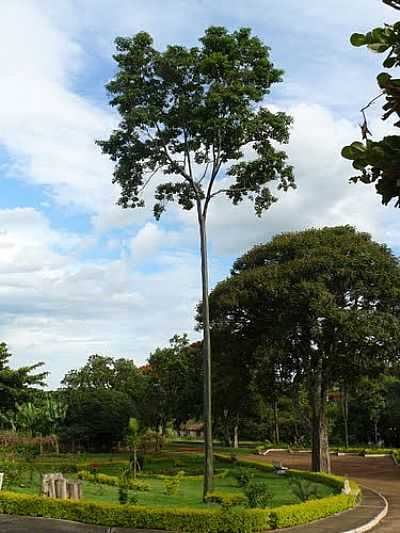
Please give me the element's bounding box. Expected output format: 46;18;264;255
334;447;400;457
77;470;150;491
214;454;349;492
0;489;359;532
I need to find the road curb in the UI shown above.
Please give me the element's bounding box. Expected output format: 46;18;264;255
342;486;388;533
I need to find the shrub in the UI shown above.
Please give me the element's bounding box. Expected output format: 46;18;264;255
0;486;360;532
244;481;272;509
232;467;254;487
0;459;25;488
205;491;248;510
162;470;184;496
118;484;128;505
77;470;150;491
289;477;320;502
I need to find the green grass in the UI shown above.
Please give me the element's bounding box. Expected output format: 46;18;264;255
7;456;336;509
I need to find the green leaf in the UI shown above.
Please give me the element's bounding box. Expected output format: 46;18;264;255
350;33;367;47
377;72;391;87
342;146;356;160
383;56;397;69
367;43;390;53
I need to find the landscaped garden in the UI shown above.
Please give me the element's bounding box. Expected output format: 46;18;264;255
0;449;360;532
2;452;337;508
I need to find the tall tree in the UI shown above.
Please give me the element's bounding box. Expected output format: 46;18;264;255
97;26;294;495
342;1;400;206
208;226;400;472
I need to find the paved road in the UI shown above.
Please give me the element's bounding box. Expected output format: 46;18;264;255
0;515;167;533
250;452;400;532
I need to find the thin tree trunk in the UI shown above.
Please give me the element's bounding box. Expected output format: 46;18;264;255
341;384;349;448
197;206;214;498
373;420;379;445
223;409;232;447
233;414;239;449
273;399;280;444
133;446;137;480
310;370;331;472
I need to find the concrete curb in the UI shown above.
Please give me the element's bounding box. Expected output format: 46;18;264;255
342;486;388;533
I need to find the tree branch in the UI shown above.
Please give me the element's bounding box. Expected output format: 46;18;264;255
155;123;199;198
203;131;222;216
360;92;385;139
383;0;400;10
138;167;160;195
210;186;248;199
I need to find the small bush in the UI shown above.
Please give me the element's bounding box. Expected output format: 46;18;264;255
163;470;184;496
232;467;254;487
77;470;149;491
244;481;272;509
289;477;320;502
118;484;128;505
205;491;248;510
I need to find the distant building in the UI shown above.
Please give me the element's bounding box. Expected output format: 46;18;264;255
178;420;204;439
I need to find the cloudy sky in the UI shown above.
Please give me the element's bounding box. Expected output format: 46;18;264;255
1;0;399;387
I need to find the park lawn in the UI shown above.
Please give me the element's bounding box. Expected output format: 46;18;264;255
8;468;335;509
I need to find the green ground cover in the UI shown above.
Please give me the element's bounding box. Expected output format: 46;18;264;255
4;453;336;509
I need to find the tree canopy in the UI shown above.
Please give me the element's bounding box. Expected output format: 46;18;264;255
208;226;400;471
0;342;47;412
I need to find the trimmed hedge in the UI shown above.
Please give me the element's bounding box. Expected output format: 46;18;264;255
205;491;248;507
77;470;150;491
0;455;360;532
0;489;359;532
214;454;348;492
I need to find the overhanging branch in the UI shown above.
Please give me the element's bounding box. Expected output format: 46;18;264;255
383;0;400;9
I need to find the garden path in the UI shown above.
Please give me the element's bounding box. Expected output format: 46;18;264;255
248;451;399;532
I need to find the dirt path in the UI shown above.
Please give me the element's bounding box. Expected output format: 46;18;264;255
247;452;400;532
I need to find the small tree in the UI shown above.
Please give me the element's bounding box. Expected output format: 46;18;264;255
127;417;140;479
97;26;294;496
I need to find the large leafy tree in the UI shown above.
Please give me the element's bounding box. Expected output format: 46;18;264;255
208;226;400;472
62;389;133;451
342;1;400;206
61;354;143;450
146;335;202;432
62;354;144;404
97;26;294;494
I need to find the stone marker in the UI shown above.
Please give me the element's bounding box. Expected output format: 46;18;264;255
41;473;82;500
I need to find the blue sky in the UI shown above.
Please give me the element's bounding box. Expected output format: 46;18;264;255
0;0;399;387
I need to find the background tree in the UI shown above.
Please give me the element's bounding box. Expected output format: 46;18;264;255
342;1;400;206
62;389;133;451
61;354;142;451
208;226;400;471
62;354;145;408
97;26;294;496
145;335;202;433
0;343;47;413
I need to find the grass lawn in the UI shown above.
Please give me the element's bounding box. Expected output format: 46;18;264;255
6;453;336;509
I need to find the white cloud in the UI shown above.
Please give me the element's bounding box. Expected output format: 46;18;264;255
179;103;398;257
1;0;400;388
0;207;202;387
